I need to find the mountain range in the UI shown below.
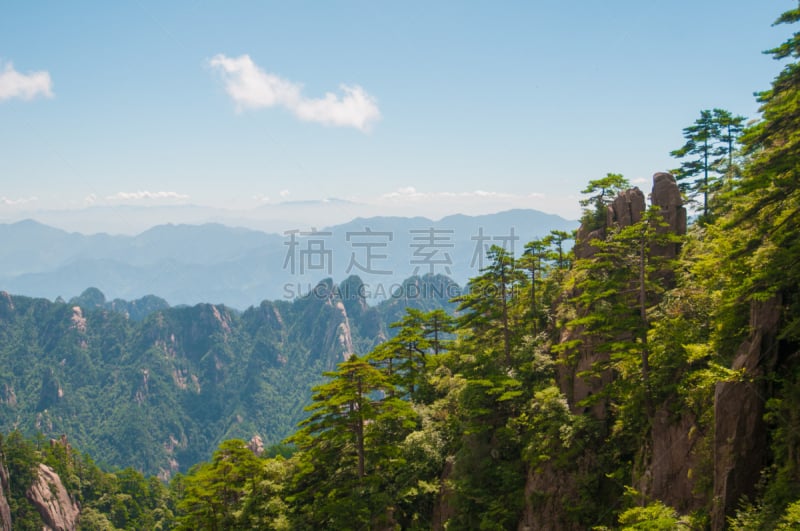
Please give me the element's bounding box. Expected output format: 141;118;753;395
0;275;458;478
0;209;576;309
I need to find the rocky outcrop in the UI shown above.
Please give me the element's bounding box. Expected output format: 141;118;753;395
0;457;11;531
607;187;646;228
650;172;687;261
559;182;648;415
630;172;699;509
26;463;79;531
651;173;687;242
711;297;782;530
534;172;689;527
248;434;264;456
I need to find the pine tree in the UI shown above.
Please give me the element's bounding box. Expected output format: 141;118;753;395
287;354;416;528
548;229;573;271
579;173;631;230
455;246;525;367
670;108;745;220
567;207;679;416
368;308;455;402
518;238;550;333
176;439;262;530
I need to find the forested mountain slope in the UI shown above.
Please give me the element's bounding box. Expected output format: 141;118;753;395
0;275;458;479
1;5;799;530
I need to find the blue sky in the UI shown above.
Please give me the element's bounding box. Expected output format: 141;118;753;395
0;1;795;227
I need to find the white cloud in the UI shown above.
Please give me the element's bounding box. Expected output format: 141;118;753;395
385;186;419;197
0;195;38;206
84;193;97;205
208;54;380;132
279;189;290;198
106;191;189;201
0;62;53;101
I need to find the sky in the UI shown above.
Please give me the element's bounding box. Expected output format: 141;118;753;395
0;1;796;232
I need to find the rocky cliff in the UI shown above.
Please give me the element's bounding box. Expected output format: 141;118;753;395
527;172;688;526
711;297;782;529
558;174;686;416
26;463;79;531
0;457;10;531
527;172;798;527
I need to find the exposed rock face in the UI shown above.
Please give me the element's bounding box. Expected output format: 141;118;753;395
0;457;11;531
534;173;689;527
635;408;704;513
650;172;686;260
572;224;604;260
560;184;648;415
631;172;698;510
607;187;646;228
26;463;79;531
518;461;588;531
651;173;687;237
711;297;782;530
248;434;264;456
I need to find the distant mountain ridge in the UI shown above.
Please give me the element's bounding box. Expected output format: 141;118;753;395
0;210;576;308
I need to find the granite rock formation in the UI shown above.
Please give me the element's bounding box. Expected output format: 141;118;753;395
26;463;79;531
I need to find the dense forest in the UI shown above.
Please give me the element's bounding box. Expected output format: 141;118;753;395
1;4;800;530
0;274;458;478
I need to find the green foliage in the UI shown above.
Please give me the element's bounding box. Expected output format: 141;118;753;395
455;245;526;367
579;173;630;230
0;432;43;530
0;275;455;478
670;108;746;220
3;9;800;528
618;499;690;529
367;308;455;403
287;354;418;528
565;207;681;425
0;431;176;530
175;439;290;530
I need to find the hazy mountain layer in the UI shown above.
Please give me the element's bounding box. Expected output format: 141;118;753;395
0;210;576;308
